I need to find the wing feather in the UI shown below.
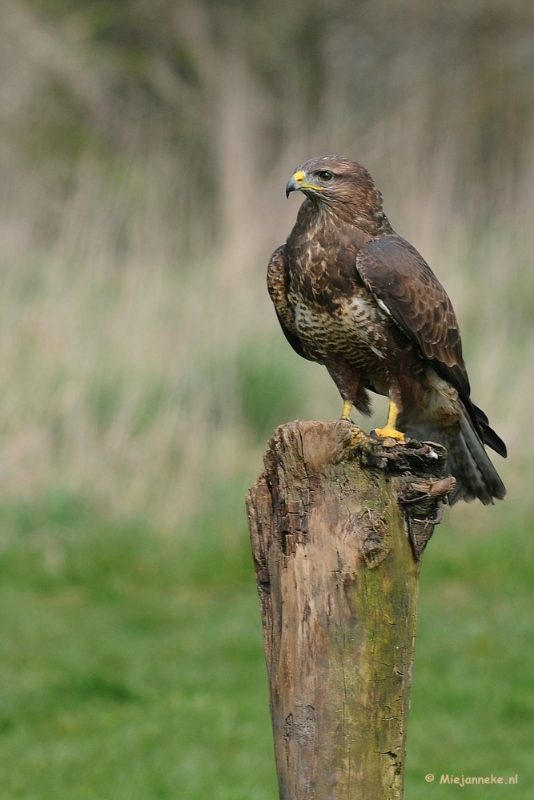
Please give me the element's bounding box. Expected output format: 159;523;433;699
267;245;313;361
356;236;471;396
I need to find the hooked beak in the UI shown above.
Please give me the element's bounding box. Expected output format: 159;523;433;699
286;170;305;198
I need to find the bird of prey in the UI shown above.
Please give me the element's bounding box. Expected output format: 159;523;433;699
267;156;506;504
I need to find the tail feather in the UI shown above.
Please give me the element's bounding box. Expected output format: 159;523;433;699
473;403;507;458
448;413;506;504
404;409;506;506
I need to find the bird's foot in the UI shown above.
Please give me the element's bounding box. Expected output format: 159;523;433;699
373;425;406;442
374;400;406;442
340;400;353;421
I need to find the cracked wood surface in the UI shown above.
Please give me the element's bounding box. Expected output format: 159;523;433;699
246;420;452;800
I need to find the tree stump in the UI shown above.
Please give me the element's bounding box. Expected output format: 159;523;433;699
246;420;454;800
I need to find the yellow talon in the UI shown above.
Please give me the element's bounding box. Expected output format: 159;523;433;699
374;401;406;442
374;426;406;442
341;400;353;421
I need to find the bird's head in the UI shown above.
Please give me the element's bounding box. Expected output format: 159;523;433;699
286;156;389;231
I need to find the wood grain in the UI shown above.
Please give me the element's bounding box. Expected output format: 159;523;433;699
246;420;453;800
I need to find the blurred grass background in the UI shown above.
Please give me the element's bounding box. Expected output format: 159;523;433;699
0;0;532;796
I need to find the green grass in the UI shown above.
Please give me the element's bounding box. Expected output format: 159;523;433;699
0;495;532;798
406;508;534;798
0;493;277;799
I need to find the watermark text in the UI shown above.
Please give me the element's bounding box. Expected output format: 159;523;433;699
424;773;518;786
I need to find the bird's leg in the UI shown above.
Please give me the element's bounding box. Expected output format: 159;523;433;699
374;400;406;442
341;400;353;421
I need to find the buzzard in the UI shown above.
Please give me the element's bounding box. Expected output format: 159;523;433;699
267;156;506;504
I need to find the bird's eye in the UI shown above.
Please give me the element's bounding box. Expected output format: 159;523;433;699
317;170;333;182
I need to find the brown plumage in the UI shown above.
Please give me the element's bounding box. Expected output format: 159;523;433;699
267;156;507;504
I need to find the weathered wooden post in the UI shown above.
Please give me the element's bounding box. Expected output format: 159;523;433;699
246;419;454;800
